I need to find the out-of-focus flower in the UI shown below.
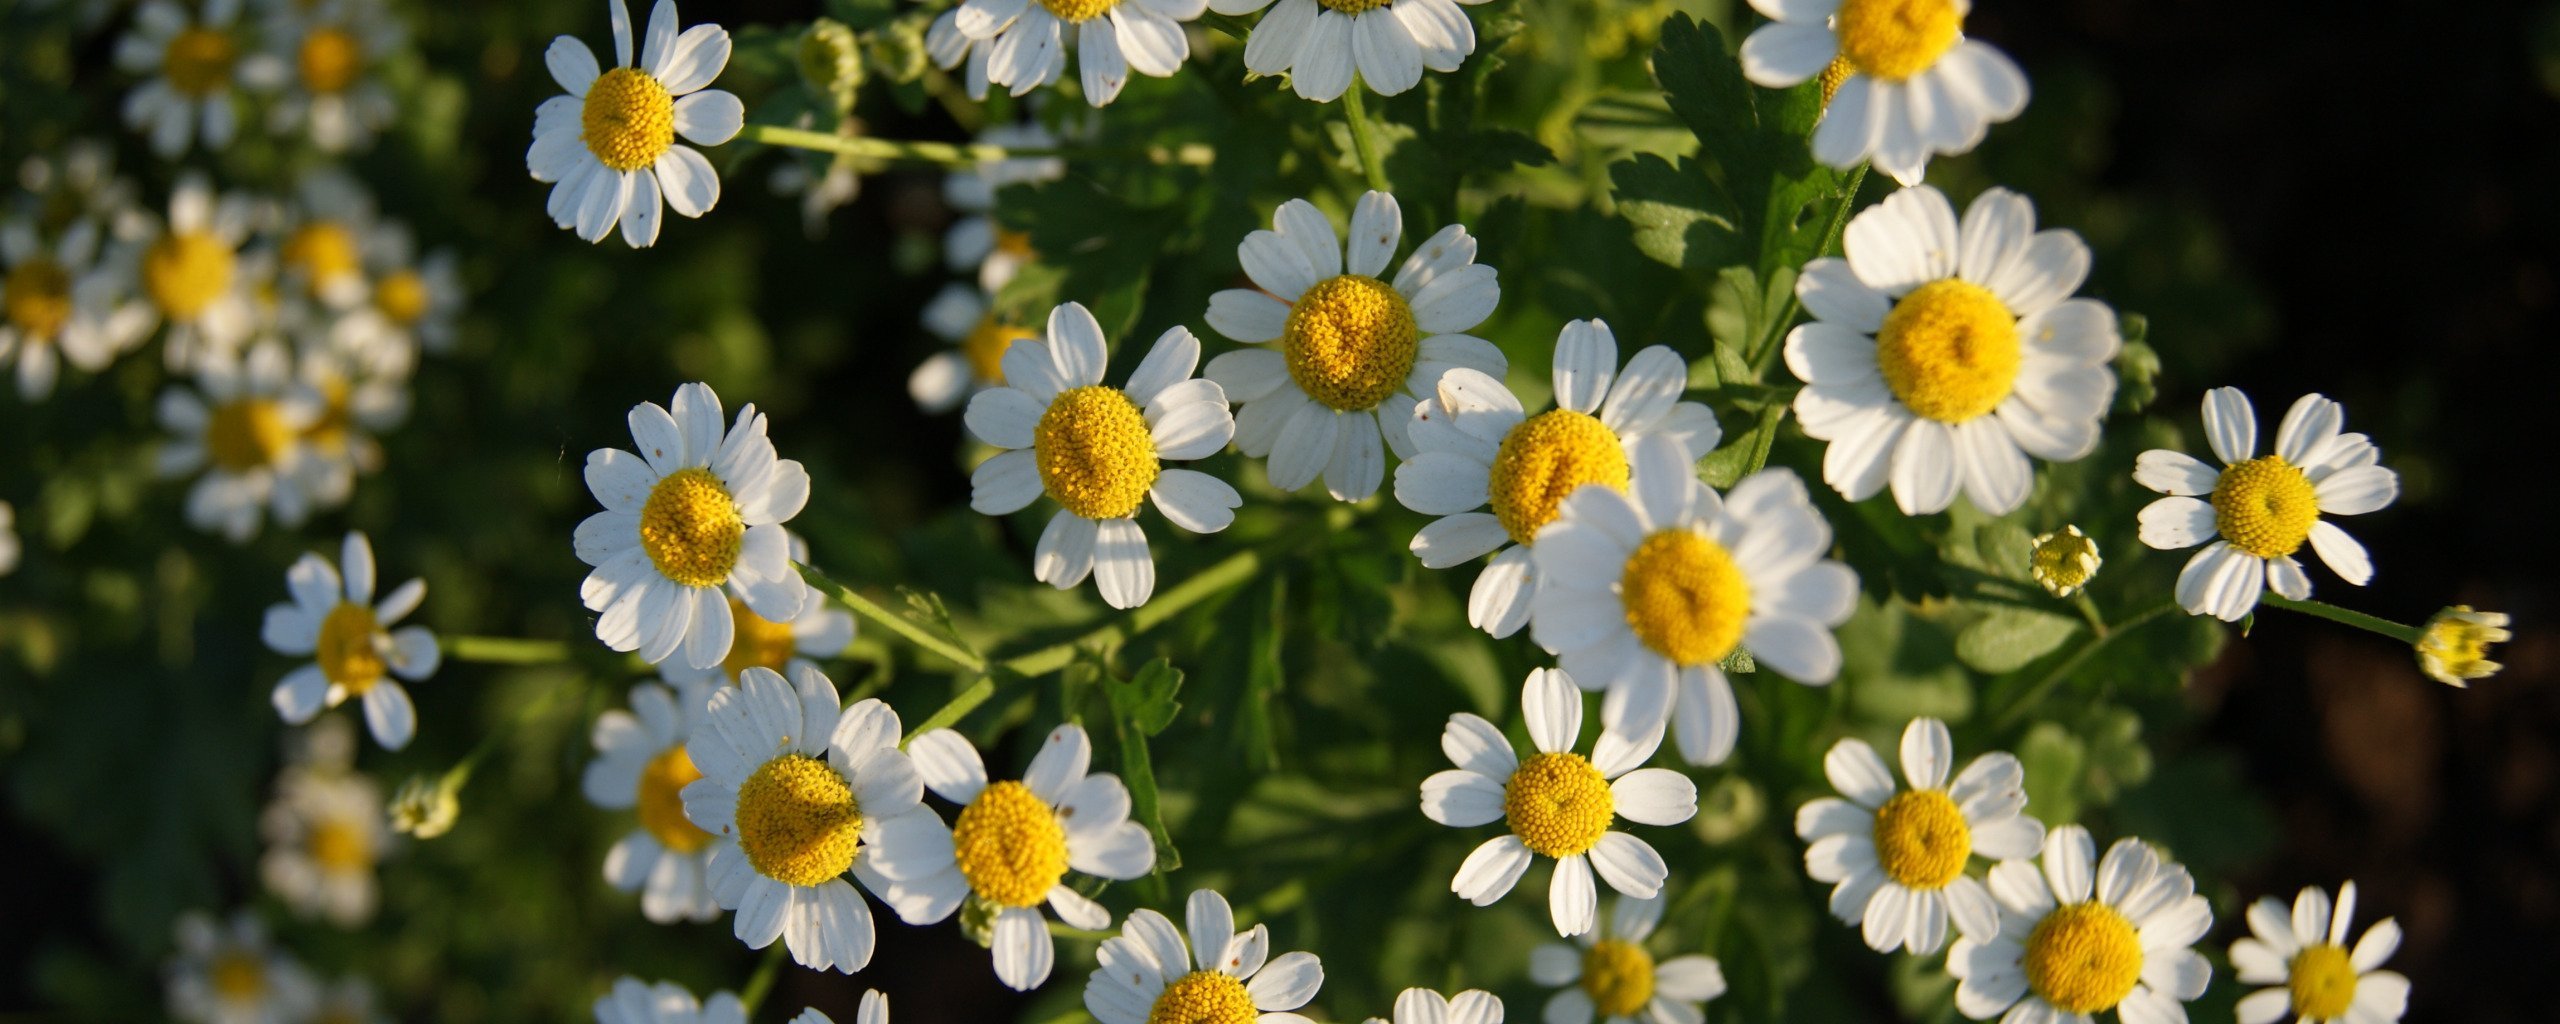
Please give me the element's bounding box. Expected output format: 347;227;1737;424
260;767;392;927
389;771;463;839
2416;605;2510;687
155;340;323;542
250;0;404;152
584;680;722;922
165;910;319;1024
118;0;254;157
910;283;1038;414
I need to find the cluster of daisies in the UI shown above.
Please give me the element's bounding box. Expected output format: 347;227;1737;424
118;0;409;156
911;121;1067;415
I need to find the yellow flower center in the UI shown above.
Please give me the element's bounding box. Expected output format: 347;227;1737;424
298;26;363;93
1870;789;1971;889
965;318;1036;384
2022;902;2143;1015
2287;943;2359;1021
374;269;430;324
580;67;677;173
306;817;373;872
1819;54;1856;108
1619;529;1752;667
163;27;237;97
951;780;1071;908
1831;0;1962;82
1320;0;1391;11
1146;970;1258;1024
2029;526;2101;598
1875;279;2019;424
2417;606;2509;685
315;601;387;693
719;596;799;680
283;222;362;289
209;952;267;1000
733;754;864;887
1037;0;1120;23
206;398;291;472
1282;274;1419;412
1582;939;1657;1017
637;745;715;854
1503;751;1615;858
2;258;73;340
1034;385;1160;520
638;467;744;589
2210;456;2320;559
1489;410;1630;545
144;231;236;320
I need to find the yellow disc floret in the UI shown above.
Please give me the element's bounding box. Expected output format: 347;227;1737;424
580;67;677;172
1870;789;1971;889
1503;751;1615;857
951;780;1071;908
2287;943;2358;1021
637;745;715;854
1875;279;2020;424
1582;939;1657;1017
3;258;73;340
145;231;236;320
1619;529;1752;667
1489;410;1630;545
2210;456;2320;559
206;398;291;472
1037;0;1120;22
1819;54;1857;108
733;754;863;887
374;269;430;324
315;602;387;693
282;222;362;288
297;26;363;93
306;817;374;872
1282;274;1419;412
209;952;267;1000
1035;385;1160;520
965;318;1036;384
1831;0;1962;82
163;27;237;97
720;596;799;680
1146;969;1258;1024
639;467;745;588
2022;902;2143;1015
2029;525;2102;598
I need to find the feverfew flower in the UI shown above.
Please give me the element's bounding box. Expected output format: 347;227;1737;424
1211;0;1493;102
259;766;391;927
528;0;745;247
953;0;1207;107
1737;0;2030;184
2416;605;2509;687
585;680;723;923
117;0;253;157
911;283;1039;414
1362;988;1503;1024
1084;889;1326;1024
2134;388;2399;622
2231;881;2410;1024
661;531;855;686
593;978;746;1024
155;340;323;542
263;531;438;750
1948;826;2213;1024
1795;718;2044;955
2;215;149;398
2029;525;2100;598
942;122;1065;292
128;172;264;370
165;911;319;1024
250;0;404;152
1529;896;1726;1024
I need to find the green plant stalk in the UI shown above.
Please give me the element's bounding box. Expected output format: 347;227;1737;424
736;942;788;1015
1736;401;1789;478
1750;161;1868;371
799;564;988;673
737;124;1213;167
1993;601;2180;729
2258;593;2423;643
440;635;574;664
1341;85;1393;192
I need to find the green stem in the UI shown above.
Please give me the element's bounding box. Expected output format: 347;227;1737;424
1341;85;1392;192
736;124;1212;167
440;635;573;664
1993;601;2179;729
999;548;1264;679
737;942;788;1015
1736;400;1789;478
2258;594;2423;643
903;675;997;742
1751;162;1868;370
2071;591;2109;637
798;564;988;673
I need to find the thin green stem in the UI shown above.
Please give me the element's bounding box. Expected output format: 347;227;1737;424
1736;400;1789;478
736;942;789;1015
903;675;997;742
798;564;988;673
1341;85;1392;192
2071;591;2109;636
737;124;1212;167
1993;601;2179;729
999;548;1264;679
440;635;573;664
2258;594;2422;643
1751;162;1868;370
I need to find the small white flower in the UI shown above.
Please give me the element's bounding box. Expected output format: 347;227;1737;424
1947;825;2214;1023
1529;896;1726;1024
954;0;1206;107
165;910;320;1024
1204;191;1503;502
593;977;746;1024
2231;881;2410;1024
1084;888;1326;1024
1421;668;1698;936
911;283;1040;414
1360;987;1503;1024
1795;717;2045;955
942;121;1065;293
1394;319;1721;639
585;679;723;923
787;992;887;1024
1;214;151;399
246;0;404;152
124;172;265;370
259;766;391;927
659;531;855;686
927;9;1048;101
262;531;438;749
156;340;325;542
527;0;745;246
965;302;1241;610
1211;0;1492;102
1738;0;2030;184
2133;387;2398;622
289;317;414;514
117;0;252;157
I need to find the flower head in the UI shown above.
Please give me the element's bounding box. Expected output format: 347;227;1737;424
1948;826;2213;1022
247;0;406;152
2029;525;2100;597
528;0;745;246
1796;718;2046;954
951;0;1206;106
586;679;724;923
263;531;438;750
1209;0;1498;102
1;214;149;398
1361;988;1503;1024
913;283;1041;414
165;910;320;1024
260;767;391;927
117;0;252;157
1083;888;1325;1024
389;772;463;839
2231;881;2409;1024
1528;895;1726;1024
592;977;746;1024
157;340;325;541
2416;605;2509;687
128;172;265;370
1737;0;2030;183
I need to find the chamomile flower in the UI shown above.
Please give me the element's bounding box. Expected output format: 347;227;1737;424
1736;0;2030;185
1947;826;2213;1024
263;530;438;750
943;122;1065;292
1420;668;1697;936
1362;988;1503;1024
3;215;149;398
2029;525;2100;597
953;0;1206;107
117;0;253;157
250;0;403;153
1204;191;1502;501
885;723;1157;990
1784;185;2119;516
660;531;854;686
528;0;745;247
1393;319;1721;639
965;302;1240;610
2133;388;2399;622
166;911;320;1024
585;680;723;923
1529;896;1726;1024
593;978;746;1024
2231;881;2410;1024
155;340;323;542
1795;717;2045;955
1209;0;1490;102
679;666;944;972
338;228;463;355
260;766;390;927
927;9;1047;101
127;172;264;370
576;382;812;671
270;169;390;311
1529;436;1857;764
1084;888;1326;1024
291;322;413;511
2416;606;2510;687
911;283;1039;414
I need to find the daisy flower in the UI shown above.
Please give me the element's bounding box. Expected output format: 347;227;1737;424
575;381;811;670
952;0;1206;108
1393;319;1721;639
1736;0;2030;185
2231;881;2410;1024
165;911;320;1024
1947;825;2213;1024
263;530;439;750
117;0;253;157
1529;895;1727;1024
584;679;723;923
1204;190;1502;501
332;225;463;355
2133;387;2399;622
260;766;390;927
885;723;1158;990
678;665;945;972
593;978;746;1024
528;0;745;247
1783;185;2120;516
291;321;414;512
927;9;1052;101
249;0;403;153
270;169;392;311
788;992;888;1024
3;215;149;398
1209;0;1490;103
660;531;855;685
127;172;264;370
1528;435;1857;765
2416;605;2510;687
942;122;1065;292
1420;667;1697;936
965;302;1240;610
1084;888;1326;1024
1794;717;2045;955
1362;988;1503;1024
911;283;1040;414
155;340;323;542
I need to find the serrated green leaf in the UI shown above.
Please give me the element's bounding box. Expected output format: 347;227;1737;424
1956;608;2082;674
1611;153;1742;271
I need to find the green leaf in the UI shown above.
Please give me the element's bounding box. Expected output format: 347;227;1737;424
1955;608;2082;674
1104;659;1186;874
2017;723;2089;825
1653;15;1756;152
1610;154;1742;271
